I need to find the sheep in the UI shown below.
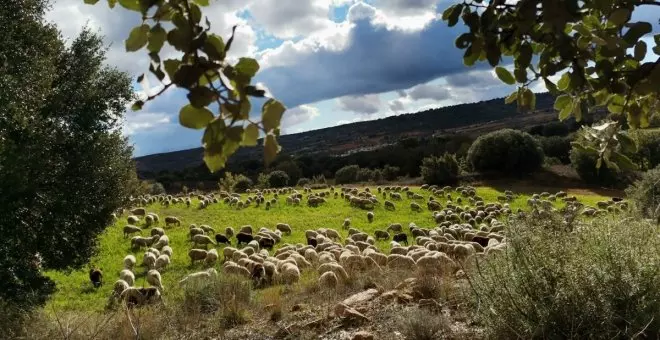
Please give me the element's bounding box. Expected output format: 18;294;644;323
89;268;103;288
161;245;173;258
153;235;169;250
144;215;154;227
127;215;140;225
325;228;341;241
410;202;422;212
374;230;390;240
236;232;254;246
131;236;156;249
142;252;157;268
112;279;129;298
154;254;170;271
131;208;146;216
119;269;135;286
342;218;351;229
366;212;375;223
123;225;141;238
224;263;252;278
392;233;408;245
350;232;369;242
239;225;253;235
123;255;136;270
188;249;208;265
387;254;416;269
200;224;215;234
225;227;235;238
386;223;403;233
205;249;219;266
384;200;396;210
276;223;292;235
258;237;275;250
150;227;165;237
416;253;456;275
179;268;219;286
215;234;231;246
146;269;164;291
278;262;301;284
192;234;216;248
164;216;181;227
120;287;161;306
318;271;338;289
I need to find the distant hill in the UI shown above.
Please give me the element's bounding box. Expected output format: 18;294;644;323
135;92;557;174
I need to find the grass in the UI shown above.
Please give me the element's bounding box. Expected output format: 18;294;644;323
44;185;612;312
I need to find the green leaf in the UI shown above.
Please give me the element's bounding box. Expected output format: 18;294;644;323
118;0;140;11
108;0;118;8
557;72;571;91
125;24;149;52
203;152;226;173
262;99;286;132
517;43;533;68
544;78;559;95
495;67;515;85
163;59;181;80
245;85;266;97
264;134;281;165
235;58;260;78
131;100;144;111
617;132;637;154
608;8;629;26
634;41;647;61
504;91;518;104
187;87;217;108
554;94;571;111
203;34;225;61
193;0;209;6
446;5;462;27
610;151;638;170
147;24;166;53
225;126;244;142
83;0;100;4
179;104;214;129
623;22;652;45
243;124;259;146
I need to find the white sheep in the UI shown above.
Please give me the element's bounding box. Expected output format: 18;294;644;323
153;235;169;250
123;225;141;238
150;227;165;237
225;227;235;238
161;245;173;258
239;225;253;234
123;255;136;270
119;269;135;286
179;268;218;285
112;279;130;297
164;216;181;227
127;215;140;225
154;254;170;271
275;223;292;235
277;262;300;284
130;208;146;216
224;263;251;278
192;234;216;248
318;271;338;289
131;235;157;249
342;218;351;229
142;252;157;268
205;248;219;267
200;224;215;234
147;247;160;257
367;211;374;223
146;269;164;291
386;254;416;270
325;229;341;241
317;262;349;282
189;249;208;265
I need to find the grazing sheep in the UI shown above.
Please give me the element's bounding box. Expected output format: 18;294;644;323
160;245;172;258
350;232;369;242
200;225;215;234
318;271;338;289
188;249;208;265
146;269;164;291
112;279;129;298
131;208;146;216
150;227;165;237
205;249;219;266
192;234;216;248
258;237;275;250
179;268;219;285
276;223;292;235
374;230;390;240
120;287;161;306
224;263;252;278
384;200;396;210
239;225;253;235
410;202;422;212
123;255;136;270
215;234;231;246
342;218;351;229
123;225;141;238
278;262;301;284
236;232;254;246
386;223;403;233
367;211;374;223
387;254;416;270
127;216;140;225
131;236;156;249
153;235;169;250
119;269;135;286
142;252;157;268
225;227;235;238
325;228;341;241
89;268;103;288
154;254;170;271
392;233;408;245
164;216;181;227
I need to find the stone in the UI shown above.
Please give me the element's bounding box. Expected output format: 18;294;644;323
352;331;375;340
342;288;380;306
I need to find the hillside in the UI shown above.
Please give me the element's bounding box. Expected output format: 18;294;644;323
134;93;557;174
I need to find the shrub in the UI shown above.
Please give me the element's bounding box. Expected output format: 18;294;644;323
256;172;269;189
396;308;451;340
382;165;400;181
467;129;544;174
420;153;459;185
296;177;311;187
232;175;253;193
182;275;252;328
536;135;572;164
274;160;302;185
469;214;660;339
149;182;166;195
267;170;289;188
626;165;660;219
356;168;373;182
631;129;660;170
335;165;360;184
569;129;635;188
371;169;384;184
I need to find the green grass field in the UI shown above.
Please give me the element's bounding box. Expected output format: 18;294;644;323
45;185;612;312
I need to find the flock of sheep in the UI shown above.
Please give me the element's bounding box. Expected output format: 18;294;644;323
93;184;624;307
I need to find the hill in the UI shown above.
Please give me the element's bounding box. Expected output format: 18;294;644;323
134;93;557;174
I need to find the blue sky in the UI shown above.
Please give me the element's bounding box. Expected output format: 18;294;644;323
47;0;660;157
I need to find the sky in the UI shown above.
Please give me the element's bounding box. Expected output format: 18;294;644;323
46;0;660;157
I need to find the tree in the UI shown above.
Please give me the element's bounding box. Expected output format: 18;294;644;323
442;0;659;170
335;165;360;184
467;129;544;174
275;160;302;185
0;1;139;309
267;170;289;187
85;0;288;173
421;153;460;185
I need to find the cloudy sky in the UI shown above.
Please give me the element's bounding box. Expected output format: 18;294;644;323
47;0;659;156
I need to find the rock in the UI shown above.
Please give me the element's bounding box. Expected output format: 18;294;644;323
342;288;380;306
396;293;413;304
379;290;398;300
334;303;370;322
352;331;375;340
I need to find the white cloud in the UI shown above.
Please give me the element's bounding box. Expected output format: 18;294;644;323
123;112;171;136
282;105;321;127
337;94;382;114
248;0;335;39
408;82;451;101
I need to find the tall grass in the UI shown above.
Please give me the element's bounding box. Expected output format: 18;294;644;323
468;213;660;339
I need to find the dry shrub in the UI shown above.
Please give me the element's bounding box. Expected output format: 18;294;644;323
397;307;452;340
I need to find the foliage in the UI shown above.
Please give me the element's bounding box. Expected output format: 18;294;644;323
0;4;138;311
256;172;269;189
371;168;384;184
149;182;166;195
420;153;460;185
625;165;660;219
85;0;288;172
267;170;289;188
467;129;544;174
469;214;660;339
356;168;373;182
218;171;238;191
296;178;311;187
382;165;400;181
334;165;360;184
442;0;659;170
631;129;660;170
233;175;253;193
535;135;572;164
274;160;302;185
396;308;451;340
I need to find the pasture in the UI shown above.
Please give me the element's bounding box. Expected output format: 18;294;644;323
45;185;612;312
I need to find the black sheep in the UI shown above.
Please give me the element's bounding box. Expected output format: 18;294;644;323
89;268;103;288
393;233;408;246
258;237;275;250
471;236;490;248
236;232;254;246
307;237;318;247
215;234;231;246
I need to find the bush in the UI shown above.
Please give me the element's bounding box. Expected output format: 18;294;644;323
356;168;373;182
267;170;289;188
469;214;660;339
371;169;384;184
626;165;660;219
420;153;460;185
182;275;252;328
569;129;635;188
536;135;572;164
467;129;544;174
382;165;400;181
233;175;253;193
274;160;302;185
396;308;451;340
256;173;269;189
149;182;166;195
631;129;660;170
335;165;360;184
296;177;311;187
